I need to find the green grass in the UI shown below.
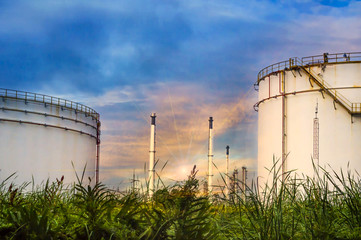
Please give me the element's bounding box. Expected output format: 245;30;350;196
0;163;361;239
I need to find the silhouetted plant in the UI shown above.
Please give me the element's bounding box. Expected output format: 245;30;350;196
1;161;361;239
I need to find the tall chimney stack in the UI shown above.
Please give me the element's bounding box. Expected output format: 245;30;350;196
242;166;247;201
149;113;156;197
225;145;230;198
208;117;214;194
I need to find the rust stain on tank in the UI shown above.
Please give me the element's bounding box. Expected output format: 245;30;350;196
56;105;60;116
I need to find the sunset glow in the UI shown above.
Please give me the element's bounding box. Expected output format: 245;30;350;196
1;0;360;190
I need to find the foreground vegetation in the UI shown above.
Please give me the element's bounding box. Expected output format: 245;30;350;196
1;164;361;239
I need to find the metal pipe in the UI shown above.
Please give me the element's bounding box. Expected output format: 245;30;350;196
232;169;238;196
149;113;156;197
0;118;96;139
254;86;361;112
225;145;230;198
208;117;214;194
0;107;96;130
279;72;282;94
242;166;247;201
281;70;287;182
96;121;101;184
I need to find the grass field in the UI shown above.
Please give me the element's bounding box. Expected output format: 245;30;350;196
1;164;361;240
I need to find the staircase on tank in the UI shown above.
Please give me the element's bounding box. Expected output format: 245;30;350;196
290;57;361;115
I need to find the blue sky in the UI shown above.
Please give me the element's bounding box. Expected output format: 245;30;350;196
1;0;360;189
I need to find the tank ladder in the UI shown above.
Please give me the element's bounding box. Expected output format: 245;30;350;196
299;65;361;115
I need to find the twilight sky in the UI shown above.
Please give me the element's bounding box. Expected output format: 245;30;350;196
1;0;361;190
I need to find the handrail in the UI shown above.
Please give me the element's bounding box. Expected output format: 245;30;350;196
301;52;361;66
300;66;354;114
255;52;361;115
0;88;99;121
257;52;361;84
253;86;361;114
257;59;294;83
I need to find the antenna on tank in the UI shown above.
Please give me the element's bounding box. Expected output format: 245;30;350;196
149;113;156;197
313;100;319;171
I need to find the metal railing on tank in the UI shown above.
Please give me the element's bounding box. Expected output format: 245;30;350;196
254;52;361;115
300;66;354;111
301;52;361;66
257;52;361;84
257;57;302;84
0;88;99;121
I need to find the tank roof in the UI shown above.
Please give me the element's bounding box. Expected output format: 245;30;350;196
255;52;361;86
0;88;99;121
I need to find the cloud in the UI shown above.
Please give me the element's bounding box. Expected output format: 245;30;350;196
2;0;361;190
2;0;361;95
0;0;194;93
94;81;257;188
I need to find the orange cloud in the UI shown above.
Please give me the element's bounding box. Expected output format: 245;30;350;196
96;82;257;188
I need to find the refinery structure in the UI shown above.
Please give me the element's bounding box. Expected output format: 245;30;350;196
0;88;101;185
0;87;248;196
254;52;361;185
147;113;248;198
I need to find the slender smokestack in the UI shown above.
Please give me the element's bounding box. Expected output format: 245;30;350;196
149;113;156;197
208;117;214;194
225;145;230;198
242;166;247;201
232;169;239;199
96;121;101;184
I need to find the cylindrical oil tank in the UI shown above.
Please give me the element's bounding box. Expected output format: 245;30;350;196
255;52;361;186
0;88;100;186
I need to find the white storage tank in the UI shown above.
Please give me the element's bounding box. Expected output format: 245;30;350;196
0;88;100;186
255;52;361;186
